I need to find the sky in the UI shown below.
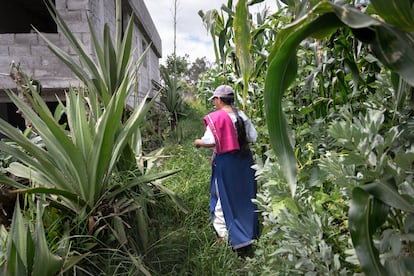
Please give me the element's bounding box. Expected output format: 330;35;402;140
142;0;278;65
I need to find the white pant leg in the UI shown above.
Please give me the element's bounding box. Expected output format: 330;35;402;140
213;197;228;238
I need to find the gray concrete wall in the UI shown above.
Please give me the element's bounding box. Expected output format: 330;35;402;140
0;0;161;105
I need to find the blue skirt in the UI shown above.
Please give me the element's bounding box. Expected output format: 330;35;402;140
210;151;258;249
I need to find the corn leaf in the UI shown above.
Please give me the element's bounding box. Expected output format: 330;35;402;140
265;6;343;197
348;187;388;274
265;1;414;197
234;0;252;109
362;179;414;213
370;0;414;32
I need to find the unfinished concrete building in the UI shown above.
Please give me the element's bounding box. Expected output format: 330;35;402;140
0;0;162;129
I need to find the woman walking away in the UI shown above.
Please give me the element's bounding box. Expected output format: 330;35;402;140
194;84;258;257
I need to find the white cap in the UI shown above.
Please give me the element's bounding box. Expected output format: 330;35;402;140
208;85;235;100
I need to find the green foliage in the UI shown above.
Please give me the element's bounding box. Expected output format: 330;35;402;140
198;0;414;274
258;1;414;273
157;54;210;136
198;0;280;125
369;0;414;32
234;0;252;109
0;199;64;276
250;150;357;274
143;101;251;275
158;66;186;131
0;0;185;274
162;54;191;78
320;99;414;273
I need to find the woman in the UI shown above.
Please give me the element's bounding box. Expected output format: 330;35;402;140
194;85;258;256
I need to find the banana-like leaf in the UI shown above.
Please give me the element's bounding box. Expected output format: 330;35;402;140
27;89;88;192
43;0;105;95
234;0;252;109
103;24;118;94
86;83;126;204
348;187;388;274
109;91;158;175
115;13;135;84
65;89;93;164
1;0;154;211
34;28;101;107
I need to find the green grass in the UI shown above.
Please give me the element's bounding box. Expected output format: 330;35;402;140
146;99;251;275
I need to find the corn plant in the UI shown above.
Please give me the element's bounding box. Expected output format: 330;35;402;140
256;0;414;273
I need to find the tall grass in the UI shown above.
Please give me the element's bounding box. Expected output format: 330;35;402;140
147;99;250;275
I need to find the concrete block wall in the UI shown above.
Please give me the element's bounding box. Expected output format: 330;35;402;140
0;0;161;104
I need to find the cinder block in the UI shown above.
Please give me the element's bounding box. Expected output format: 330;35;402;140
9;45;31;56
67;0;90;11
60;10;83;23
14;34;39;45
55;0;67;10
30;45;51;56
13;56;41;70
0;34;15;45
0;46;9;56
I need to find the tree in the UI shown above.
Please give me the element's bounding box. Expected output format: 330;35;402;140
161;53;190;79
188;57;209;85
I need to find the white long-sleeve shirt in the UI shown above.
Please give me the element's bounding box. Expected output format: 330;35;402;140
201;110;257;145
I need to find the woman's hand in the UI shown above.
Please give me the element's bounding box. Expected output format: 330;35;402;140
194;139;203;148
194;139;215;148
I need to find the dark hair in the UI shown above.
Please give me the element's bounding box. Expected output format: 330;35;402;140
220;97;250;157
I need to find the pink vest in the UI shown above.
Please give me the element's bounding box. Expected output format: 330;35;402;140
204;110;240;154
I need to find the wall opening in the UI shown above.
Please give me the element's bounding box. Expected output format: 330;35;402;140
0;101;67;139
0;0;57;34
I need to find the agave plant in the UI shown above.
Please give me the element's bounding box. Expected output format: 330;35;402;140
158;66;185;131
0;198;66;275
0;0;186;273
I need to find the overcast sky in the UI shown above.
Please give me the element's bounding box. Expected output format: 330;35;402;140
142;0;278;65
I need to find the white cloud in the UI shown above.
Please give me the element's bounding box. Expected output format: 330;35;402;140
142;0;277;64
